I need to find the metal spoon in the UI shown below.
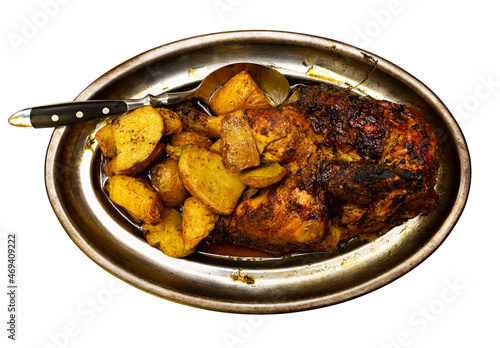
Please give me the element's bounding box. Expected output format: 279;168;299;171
8;62;290;128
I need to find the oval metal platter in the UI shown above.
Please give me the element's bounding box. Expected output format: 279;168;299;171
45;30;471;313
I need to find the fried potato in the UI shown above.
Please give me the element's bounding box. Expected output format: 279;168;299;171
105;142;166;177
169;131;212;148
182;197;219;250
150;158;190;207
155;107;183;136
95;123;117;158
165;144;189;161
178;146;247;215
220;109;260;173
108;175;163;224
240;162;287;188
239;186;261;202
112;106;164;174
176;103;223;138
209;70;272;115
209;138;222;155
143;207;195;258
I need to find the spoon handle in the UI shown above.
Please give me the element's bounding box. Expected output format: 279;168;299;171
9;100;129;128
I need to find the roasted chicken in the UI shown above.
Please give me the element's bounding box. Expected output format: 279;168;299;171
188;84;441;254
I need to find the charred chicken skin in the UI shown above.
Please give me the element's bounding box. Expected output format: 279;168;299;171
187;84;440;254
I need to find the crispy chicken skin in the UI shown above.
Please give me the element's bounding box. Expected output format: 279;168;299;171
213;84;440;254
221;107;332;253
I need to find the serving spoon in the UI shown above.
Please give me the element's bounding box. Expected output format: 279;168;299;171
8;62;290;128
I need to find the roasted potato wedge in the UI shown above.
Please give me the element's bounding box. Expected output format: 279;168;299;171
155;108;182;136
95;123;117;158
209;70;272;115
175;103;223;138
239;186;261;202
108;175;163;224
178;146;247;215
155;107;183;136
209;138;222;155
150;158;189;207
143;207;195;258
105;142;166;177
165;144;189;161
182;196;219;250
169;131;212;148
240;162;287;188
112;106;164;174
220;109;260;173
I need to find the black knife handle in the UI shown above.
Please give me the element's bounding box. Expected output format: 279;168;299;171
30;100;128;128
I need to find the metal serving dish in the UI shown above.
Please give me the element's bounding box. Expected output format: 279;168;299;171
45;30;470;313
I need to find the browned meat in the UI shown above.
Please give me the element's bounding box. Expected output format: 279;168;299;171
213;84;440;254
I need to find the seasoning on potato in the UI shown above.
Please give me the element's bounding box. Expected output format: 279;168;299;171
112;105;164;174
175;102;223;138
169;131;213;148
220;109;261;173
150;158;190;207
240;162;287;188
155;107;183;136
182;196;219;250
143;207;195;258
105;142;166;177
178;145;247;215
107;175;163;225
209;70;272;115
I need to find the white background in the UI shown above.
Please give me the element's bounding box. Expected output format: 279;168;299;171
0;1;497;347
